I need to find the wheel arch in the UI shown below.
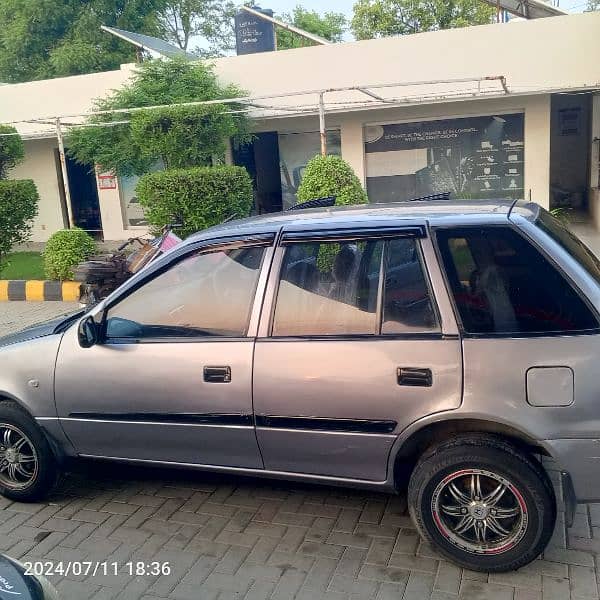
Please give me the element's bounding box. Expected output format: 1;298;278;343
391;417;556;490
0;391;36;418
0;392;72;464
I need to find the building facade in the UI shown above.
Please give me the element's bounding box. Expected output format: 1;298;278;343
1;11;599;242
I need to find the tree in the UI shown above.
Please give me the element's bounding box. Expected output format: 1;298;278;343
158;0;238;55
586;0;599;10
0;0;164;83
0;125;25;179
351;0;494;39
0;126;38;268
67;57;251;177
0;180;39;269
276;6;347;50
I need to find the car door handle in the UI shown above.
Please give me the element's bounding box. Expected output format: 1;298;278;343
397;367;432;387
203;366;231;383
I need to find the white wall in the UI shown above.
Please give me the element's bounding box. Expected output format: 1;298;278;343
9;138;66;242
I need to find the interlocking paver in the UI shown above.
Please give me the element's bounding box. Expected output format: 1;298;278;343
1;302;599;600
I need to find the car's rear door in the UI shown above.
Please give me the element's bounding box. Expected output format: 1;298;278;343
54;235;274;468
252;224;463;482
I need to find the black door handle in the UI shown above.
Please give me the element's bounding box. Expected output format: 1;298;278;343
397;367;432;387
203;366;231;383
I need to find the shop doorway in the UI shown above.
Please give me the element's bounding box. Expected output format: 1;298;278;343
56;151;103;238
550;93;593;215
232;132;282;214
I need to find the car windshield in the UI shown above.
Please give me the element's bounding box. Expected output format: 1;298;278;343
536;209;600;287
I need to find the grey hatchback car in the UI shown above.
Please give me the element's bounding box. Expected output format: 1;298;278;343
2;199;600;572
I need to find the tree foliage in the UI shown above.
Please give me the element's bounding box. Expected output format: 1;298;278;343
159;0;237;54
67;58;251;176
586;0;599;11
0;0;164;83
276;6;347;50
351;0;494;39
0;125;25;180
0;180;39;268
297;155;367;206
136;165;253;237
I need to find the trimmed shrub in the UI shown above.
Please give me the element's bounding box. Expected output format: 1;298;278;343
297;154;368;206
43;228;96;280
136;165;254;238
0;179;39;269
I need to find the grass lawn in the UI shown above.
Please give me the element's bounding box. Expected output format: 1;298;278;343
0;252;45;279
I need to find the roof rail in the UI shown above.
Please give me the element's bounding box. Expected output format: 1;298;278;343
287;196;336;211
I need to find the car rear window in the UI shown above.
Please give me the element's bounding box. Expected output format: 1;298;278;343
436;226;599;335
536;209;600;288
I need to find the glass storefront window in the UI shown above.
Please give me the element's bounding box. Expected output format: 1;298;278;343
278;130;341;208
119;162;163;228
364;114;524;204
119;174;148;228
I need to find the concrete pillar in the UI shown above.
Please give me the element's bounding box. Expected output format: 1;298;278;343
524;95;551;209
340;118;366;187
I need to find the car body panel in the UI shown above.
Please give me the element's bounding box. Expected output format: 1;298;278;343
54;324;263;468
0;334;62;417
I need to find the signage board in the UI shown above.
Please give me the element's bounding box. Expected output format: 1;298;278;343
235;7;276;55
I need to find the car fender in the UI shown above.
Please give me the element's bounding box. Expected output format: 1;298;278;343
386;409;562;487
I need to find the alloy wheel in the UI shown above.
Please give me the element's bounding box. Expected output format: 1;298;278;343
431;468;528;555
0;423;38;490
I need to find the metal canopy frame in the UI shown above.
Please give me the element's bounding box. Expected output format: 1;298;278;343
240;6;331;47
480;0;568;19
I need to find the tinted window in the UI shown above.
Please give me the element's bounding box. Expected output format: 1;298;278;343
437;227;598;334
382;238;438;334
106;246;265;339
537;209;600;287
272;237;437;336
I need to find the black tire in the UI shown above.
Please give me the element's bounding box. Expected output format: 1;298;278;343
0;401;59;502
408;434;556;572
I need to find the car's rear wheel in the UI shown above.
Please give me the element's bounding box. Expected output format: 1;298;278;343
408;434;556;572
0;401;59;502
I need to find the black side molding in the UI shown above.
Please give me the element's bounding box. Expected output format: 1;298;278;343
67;413;253;426
255;415;397;434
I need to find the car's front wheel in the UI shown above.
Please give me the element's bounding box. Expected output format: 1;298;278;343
0;401;59;502
408;434;556;572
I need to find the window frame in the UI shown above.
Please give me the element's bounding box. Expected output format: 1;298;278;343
432;223;600;339
264;227;442;340
99;234;275;344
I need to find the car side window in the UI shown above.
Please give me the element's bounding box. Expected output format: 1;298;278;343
436;226;599;335
105;246;266;339
382;238;438;334
271;237;437;336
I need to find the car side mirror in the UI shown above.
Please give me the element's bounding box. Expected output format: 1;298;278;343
78;316;99;348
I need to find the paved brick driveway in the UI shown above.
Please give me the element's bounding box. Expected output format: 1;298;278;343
0;302;599;600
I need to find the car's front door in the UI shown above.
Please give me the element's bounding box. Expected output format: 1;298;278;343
253;226;463;482
54;237;273;468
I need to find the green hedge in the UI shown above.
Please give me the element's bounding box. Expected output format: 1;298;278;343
136;165;254;238
0;180;39;268
297;154;367;206
43;228;96;280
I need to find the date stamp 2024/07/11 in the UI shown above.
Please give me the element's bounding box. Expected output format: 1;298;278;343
24;561;172;578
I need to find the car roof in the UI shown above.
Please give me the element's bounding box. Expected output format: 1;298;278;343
186;199;541;244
